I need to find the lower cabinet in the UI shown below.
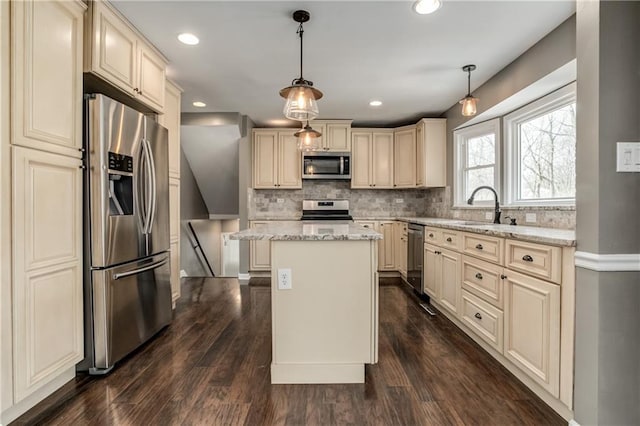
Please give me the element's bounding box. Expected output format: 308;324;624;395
11;146;84;402
461;290;504;352
249;221;271;271
377;221;395;271
504;269;560;397
170;241;180;303
423;244;460;316
395;222;408;276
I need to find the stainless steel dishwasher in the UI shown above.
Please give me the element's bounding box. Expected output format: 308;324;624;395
407;223;424;294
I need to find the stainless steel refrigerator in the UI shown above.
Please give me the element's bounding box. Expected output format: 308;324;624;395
79;94;172;375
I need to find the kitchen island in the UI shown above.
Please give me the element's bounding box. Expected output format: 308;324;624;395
231;221;382;384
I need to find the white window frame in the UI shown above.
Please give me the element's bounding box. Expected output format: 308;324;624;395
503;83;576;207
453;118;501;208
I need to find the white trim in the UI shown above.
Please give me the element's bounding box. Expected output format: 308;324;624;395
504;83;576;207
453;118;501;207
575;251;640;272
238;273;251;280
568;419;581;426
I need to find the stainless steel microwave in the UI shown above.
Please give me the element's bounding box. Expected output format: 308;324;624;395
302;152;351;180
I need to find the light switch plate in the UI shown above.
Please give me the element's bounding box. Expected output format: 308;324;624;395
276;198;285;204
278;268;292;290
525;213;537;223
395;198;404;204
485;212;493;220
616;142;640;172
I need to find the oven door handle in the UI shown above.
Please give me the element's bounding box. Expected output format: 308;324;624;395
339;156;344;175
113;258;168;280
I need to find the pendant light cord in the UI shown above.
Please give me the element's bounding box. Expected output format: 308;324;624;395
297;23;304;80
467;68;471;97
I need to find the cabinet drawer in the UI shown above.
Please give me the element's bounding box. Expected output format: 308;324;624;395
462;233;504;264
461;290;503;352
356;220;377;230
505;239;561;284
424;227;442;244
461;255;504;309
441;229;461;251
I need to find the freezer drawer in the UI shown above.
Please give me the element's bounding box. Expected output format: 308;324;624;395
89;253;171;373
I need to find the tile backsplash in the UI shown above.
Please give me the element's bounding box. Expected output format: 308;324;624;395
248;182;575;230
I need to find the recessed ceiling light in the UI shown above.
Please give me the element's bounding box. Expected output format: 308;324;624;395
413;0;442;15
192;101;206;107
178;33;199;45
369;100;383;107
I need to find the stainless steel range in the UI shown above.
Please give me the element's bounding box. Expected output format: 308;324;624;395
300;199;353;221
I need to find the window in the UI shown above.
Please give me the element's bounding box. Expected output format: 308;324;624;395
504;83;576;206
453;119;500;206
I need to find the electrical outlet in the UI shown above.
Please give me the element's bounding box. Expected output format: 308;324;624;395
276;198;285;204
525;213;537;223
395;198;404;204
278;268;292;290
485;212;493;220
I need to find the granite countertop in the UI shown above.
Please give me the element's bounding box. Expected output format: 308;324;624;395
231;220;382;241
397;217;576;247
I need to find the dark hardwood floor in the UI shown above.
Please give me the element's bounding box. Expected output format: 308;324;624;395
13;278;564;425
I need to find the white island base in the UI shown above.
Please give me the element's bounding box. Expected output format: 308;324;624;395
270;239;378;384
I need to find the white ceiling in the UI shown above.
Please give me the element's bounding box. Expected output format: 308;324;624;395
112;1;576;127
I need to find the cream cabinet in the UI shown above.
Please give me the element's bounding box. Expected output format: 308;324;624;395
423;243;461;316
85;0;167;112
11;0;84;158
158;79;182;179
504;270;560;397
4;1;86;420
394;222;408;276
252;130;301;189
393;126;417;188
351;130;394;189
415;119;446;188
169;177;180;303
249;221;272;271
11;146;84;403
377;221;396;271
308;120;352;151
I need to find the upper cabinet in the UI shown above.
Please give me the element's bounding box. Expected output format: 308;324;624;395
84;0;167;112
416;119;446;188
252;129;302;189
393;126;417;188
351;130;394;189
158;79;182;179
11;0;85;158
322;120;352;151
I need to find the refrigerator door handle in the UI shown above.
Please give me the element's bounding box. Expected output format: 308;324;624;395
144;138;157;234
141;139;154;234
113;258;168;280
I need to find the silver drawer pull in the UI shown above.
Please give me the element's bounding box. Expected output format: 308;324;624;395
475;272;483;280
522;254;534;262
446;237;452;242
428;233;434;238
475;244;483;250
474;312;482;320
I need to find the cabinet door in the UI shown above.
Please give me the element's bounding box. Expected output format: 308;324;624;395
170;240;180;304
351;132;372;188
325;123;351;151
12;0;84;158
253;131;277;188
423;244;440;299
394;127;416;188
160;80;182;179
249;222;271;271
395;222;407;276
91;1;137;95
12;147;83;402
378;221;395;271
169;178;180;243
419;119;446;187
137;43;166;112
438;248;461;316
504;270;560;397
278;131;302;188
371;132;394;188
416;124;424;186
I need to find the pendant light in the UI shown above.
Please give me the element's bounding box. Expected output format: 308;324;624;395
295;121;322;151
459;64;478;117
280;10;323;122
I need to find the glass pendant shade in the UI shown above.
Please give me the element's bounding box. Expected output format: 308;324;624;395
283;84;320;122
460;96;478;117
295;122;322;151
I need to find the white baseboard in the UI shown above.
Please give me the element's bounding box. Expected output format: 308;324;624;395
179;269;188;278
575;251;640;271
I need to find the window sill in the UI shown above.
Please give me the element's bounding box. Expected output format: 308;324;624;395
453;205;575;211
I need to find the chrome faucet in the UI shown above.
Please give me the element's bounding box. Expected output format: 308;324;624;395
467;186;501;224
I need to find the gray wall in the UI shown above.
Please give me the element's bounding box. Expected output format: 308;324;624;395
421;15;577;228
179;148;208;277
238;116;254;276
574;1;640;425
